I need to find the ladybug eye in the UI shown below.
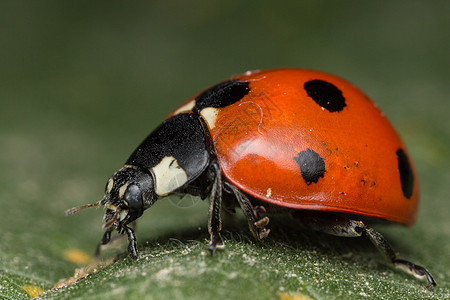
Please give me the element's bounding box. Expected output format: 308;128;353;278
124;184;142;209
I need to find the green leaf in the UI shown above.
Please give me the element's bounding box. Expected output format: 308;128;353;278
1;1;449;299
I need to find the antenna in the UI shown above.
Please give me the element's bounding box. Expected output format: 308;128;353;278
65;201;102;216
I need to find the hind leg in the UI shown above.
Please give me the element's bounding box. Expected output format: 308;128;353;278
298;212;436;287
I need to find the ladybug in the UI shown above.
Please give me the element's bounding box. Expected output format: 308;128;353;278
68;68;435;286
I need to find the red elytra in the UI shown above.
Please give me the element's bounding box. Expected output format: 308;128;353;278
182;69;418;225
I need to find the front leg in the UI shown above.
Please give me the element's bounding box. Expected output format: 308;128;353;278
124;225;138;260
95;221;137;258
95;228;113;257
207;162;225;253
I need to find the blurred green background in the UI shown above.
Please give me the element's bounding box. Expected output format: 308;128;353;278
1;1;449;299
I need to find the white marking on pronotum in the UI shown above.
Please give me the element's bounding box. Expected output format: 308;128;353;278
151;156;188;195
266;188;272;198
200;107;220;129
173;100;196;115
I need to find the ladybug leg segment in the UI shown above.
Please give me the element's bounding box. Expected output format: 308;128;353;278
124;225;138;260
95;221;138;259
298;212;436;286
364;227;436;287
95;228;113;257
206;162;224;253
224;182;270;240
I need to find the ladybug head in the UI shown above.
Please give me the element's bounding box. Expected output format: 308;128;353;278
100;166;157;228
66;166;157;231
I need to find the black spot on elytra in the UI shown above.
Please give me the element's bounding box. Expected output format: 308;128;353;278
304;79;346;112
193;80;250;114
294;149;326;185
396;148;414;199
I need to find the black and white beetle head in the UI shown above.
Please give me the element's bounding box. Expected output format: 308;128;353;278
66;165;157;232
101;166;157;230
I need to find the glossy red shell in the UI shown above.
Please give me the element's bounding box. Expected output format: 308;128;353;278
181;69;419;225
